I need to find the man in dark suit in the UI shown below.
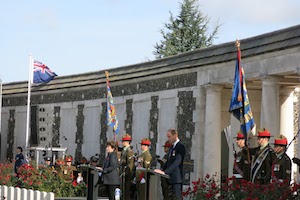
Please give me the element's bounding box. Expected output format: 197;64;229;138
154;129;185;200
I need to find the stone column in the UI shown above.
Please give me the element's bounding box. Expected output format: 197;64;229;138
280;88;295;181
260;77;279;137
192;86;206;179
203;85;223;177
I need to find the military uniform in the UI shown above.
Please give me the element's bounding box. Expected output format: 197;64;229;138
233;133;251;181
120;134;135;200
159;153;170;200
234;147;251;181
272;152;291;182
61;156;77;181
158;141;172;200
271;135;292;183
136;138;152;200
251;145;274;184
250;129;275;184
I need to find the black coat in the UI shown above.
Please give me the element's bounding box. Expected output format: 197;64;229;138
163;141;185;184
102;151;120;185
14;153;24;173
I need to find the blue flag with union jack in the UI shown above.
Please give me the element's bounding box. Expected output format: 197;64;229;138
106;72;120;134
229;46;255;139
33;60;57;83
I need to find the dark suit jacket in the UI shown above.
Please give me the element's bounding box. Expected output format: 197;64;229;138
102;151;120;185
14;153;24;173
163;141;185;184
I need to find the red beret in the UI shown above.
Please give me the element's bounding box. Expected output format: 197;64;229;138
235;132;245;139
65;157;73;162
122;135;132;141
140;138;151;146
274;135;288;146
163;141;172;147
257;128;271;137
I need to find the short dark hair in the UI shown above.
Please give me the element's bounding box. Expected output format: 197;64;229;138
107;141;117;150
168;128;178;136
17;146;23;152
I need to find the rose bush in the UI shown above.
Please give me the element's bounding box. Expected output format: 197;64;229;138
183;175;300;200
0;162;86;197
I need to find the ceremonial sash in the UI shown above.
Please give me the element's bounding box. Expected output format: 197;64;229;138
233;158;244;178
251;147;270;183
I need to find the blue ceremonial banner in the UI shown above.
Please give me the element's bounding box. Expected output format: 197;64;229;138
105;71;120;134
33;60;57;83
229;43;255;139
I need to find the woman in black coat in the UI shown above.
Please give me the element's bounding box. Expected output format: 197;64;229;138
102;141;120;200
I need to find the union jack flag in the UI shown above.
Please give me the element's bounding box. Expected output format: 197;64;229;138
33;60;57;83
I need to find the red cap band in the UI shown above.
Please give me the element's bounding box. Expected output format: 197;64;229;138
274;138;288;145
258;130;271;137
122;136;132;141
141;139;151;145
236;133;245;139
163;142;172;147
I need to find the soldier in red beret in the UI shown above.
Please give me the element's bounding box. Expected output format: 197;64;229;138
136;138;152;200
233;131;251;181
271;134;291;183
250;128;275;184
119;133;135;200
61;155;77;181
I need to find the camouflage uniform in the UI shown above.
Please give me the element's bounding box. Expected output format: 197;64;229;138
136;142;152;200
120;145;134;200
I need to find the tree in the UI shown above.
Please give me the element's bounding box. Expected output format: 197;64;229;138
154;0;220;59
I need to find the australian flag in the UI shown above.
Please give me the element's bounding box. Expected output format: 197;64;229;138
106;72;120;134
33;60;57;83
229;45;255;139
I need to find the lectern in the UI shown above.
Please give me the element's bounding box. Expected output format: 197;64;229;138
136;168;170;200
79;165;101;200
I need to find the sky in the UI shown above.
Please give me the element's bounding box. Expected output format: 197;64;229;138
1;0;300;84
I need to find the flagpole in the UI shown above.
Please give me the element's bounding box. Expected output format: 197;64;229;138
235;40;251;166
25;54;33;155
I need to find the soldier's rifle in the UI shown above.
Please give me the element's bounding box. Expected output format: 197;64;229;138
286;129;300;151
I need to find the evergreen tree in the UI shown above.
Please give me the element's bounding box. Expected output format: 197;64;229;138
154;0;220;59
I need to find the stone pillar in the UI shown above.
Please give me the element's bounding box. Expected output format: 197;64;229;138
192;86;206;179
280;88;295;181
203;85;223;177
260;77;279;137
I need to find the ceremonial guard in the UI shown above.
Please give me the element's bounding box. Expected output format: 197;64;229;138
136;138;152;200
250;128;275;184
233;131;250;181
53;158;64;174
158;141;172;200
119;134;135;200
271;135;292;183
61;155;77;181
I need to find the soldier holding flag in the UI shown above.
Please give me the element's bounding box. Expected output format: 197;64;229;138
233;131;250;181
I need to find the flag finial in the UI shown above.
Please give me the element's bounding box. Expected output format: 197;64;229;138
235;40;240;50
105;71;109;79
